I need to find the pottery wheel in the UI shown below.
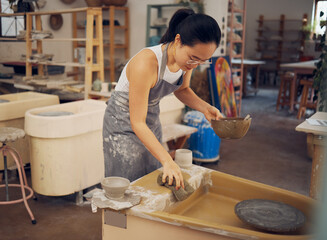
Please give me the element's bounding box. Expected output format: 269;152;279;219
235;199;306;233
92;191;141;211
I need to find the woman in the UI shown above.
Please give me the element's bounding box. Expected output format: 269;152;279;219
103;8;223;190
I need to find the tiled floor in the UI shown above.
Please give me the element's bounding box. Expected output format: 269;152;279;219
0;87;312;240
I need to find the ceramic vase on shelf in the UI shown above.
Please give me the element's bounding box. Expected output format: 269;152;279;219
85;0;103;7
102;0;127;6
92;79;102;91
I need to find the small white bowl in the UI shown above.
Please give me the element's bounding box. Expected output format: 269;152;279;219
101;177;130;199
175;149;193;169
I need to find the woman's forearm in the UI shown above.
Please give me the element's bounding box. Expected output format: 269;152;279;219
174;87;211;113
131;121;172;165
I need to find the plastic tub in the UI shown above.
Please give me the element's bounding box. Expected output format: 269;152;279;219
184;111;220;163
0;92;59;170
25;99;106;196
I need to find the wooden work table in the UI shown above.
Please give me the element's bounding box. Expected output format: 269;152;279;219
296;112;327;199
231;59;266;97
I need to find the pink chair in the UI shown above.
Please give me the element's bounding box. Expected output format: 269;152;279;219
0;127;36;224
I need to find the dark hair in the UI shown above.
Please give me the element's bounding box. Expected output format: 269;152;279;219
160;8;221;47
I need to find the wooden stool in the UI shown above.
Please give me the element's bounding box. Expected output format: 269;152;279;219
297;79;317;119
0;127;36;224
276;72;296;111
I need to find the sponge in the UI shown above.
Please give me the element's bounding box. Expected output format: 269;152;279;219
157;172;194;201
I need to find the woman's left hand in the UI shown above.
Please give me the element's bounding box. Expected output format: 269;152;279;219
204;105;223;122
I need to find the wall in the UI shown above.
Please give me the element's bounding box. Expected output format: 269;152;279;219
244;0;314;58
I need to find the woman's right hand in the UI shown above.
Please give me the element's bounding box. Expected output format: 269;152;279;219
162;159;184;190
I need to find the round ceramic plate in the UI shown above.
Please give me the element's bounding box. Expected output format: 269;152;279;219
235;199;306;233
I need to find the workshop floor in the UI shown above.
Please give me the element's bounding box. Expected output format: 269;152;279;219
0;87;312;240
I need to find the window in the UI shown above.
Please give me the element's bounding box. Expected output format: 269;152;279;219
313;0;327;35
0;0;25;37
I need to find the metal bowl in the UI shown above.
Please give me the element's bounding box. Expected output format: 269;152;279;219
211;117;251;139
101;177;130;199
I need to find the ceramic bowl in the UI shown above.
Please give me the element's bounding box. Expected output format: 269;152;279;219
101;177;130;199
211;117;251;139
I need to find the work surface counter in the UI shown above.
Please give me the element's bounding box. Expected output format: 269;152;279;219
101;165;315;240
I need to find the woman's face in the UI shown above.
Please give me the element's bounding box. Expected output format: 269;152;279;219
174;38;217;71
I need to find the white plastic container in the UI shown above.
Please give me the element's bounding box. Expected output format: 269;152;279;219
159;94;185;125
25;99;106;196
0;92;59;170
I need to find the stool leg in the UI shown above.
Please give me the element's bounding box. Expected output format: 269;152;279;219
7;147;36;224
297;85;309;119
290;77;296;112
276;78;284;111
3;146;9;201
10;147;29;187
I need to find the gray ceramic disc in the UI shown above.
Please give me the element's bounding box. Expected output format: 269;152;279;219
235;199;306;233
37;111;74;117
0;99;9;103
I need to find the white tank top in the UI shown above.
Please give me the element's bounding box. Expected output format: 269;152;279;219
115;44;184;92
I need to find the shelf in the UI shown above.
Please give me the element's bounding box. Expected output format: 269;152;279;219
27;60;87;68
147;3;192;8
102;6;128;11
27;7;89;16
38;38;87;42
257;29;302;33
104;66;122;71
232;68;241;73
77;25;127;30
3;8;106;100
88;91;111;98
104;43;127;48
0;12;25;17
227;12;242;16
257;19;303;22
76;43;127;48
0;37;24;42
256;38;302;42
231;54;242;58
231;8;245;14
230;40;243;43
150;25;167;29
73;6;129;86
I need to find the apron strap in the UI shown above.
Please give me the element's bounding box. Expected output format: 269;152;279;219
159;43;169;80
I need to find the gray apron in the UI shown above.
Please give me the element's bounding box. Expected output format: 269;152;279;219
103;44;184;181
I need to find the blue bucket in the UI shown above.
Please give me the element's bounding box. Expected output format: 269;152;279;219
184;111;220;162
